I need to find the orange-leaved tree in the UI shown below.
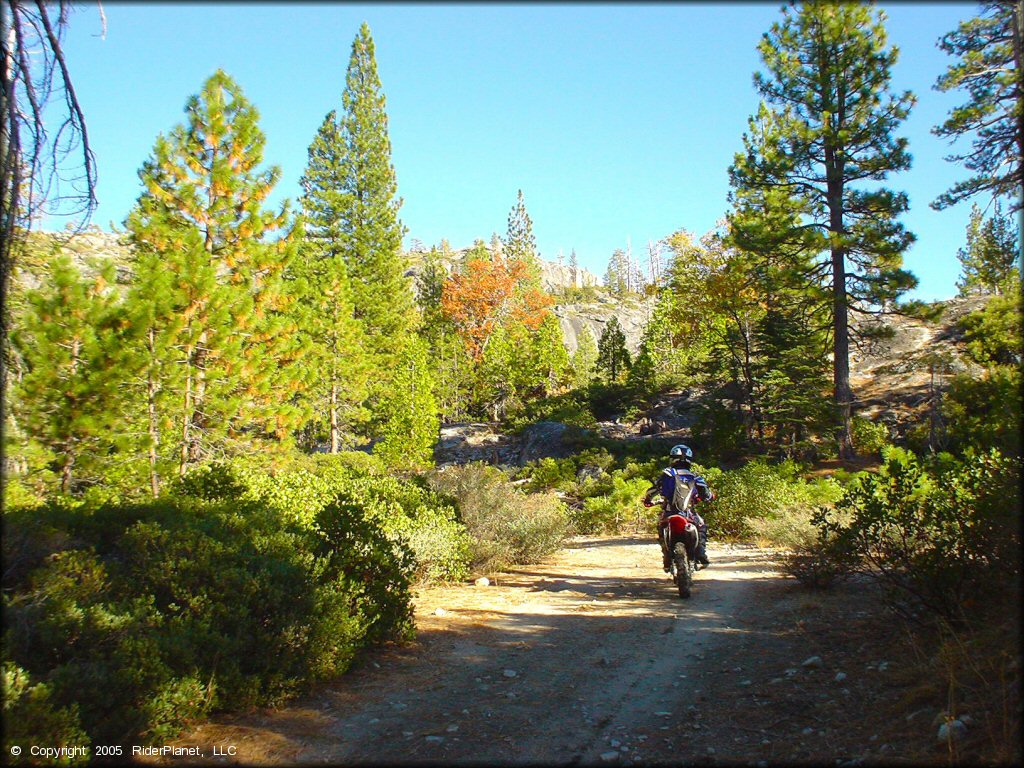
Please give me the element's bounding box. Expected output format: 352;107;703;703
441;249;552;361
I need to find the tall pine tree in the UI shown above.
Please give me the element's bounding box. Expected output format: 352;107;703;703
296;109;373;452
729;1;917;457
335;23;414;354
932;0;1024;213
596;317;631;383
503;190;543;288
127;70;303;474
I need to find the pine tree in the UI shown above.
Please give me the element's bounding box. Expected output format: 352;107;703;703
503;190;542;287
336;22;414;354
729;1;917;458
956;201;1020;295
568;249;579;288
296;108;374;452
374;336;438;469
933;0;1024;212
417;246;473;421
11;256;137;493
290;244;370;453
569;326;598;389
604;249;629;297
122;234;193;495
596;316;631;383
527;314;569;396
127;69;302;474
476;322;517;420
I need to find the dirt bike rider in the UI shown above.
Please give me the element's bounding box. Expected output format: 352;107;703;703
643;444;713;572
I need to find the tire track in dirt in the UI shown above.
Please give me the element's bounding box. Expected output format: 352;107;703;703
153;536;785;765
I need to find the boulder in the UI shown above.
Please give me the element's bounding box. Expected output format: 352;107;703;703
519;421;576;463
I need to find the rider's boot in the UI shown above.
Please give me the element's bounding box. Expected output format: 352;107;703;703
696;529;710;567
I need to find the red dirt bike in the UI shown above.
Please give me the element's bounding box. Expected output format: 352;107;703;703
646;480;702;599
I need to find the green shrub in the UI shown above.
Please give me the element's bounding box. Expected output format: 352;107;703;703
506;390;598;431
577;474;650;534
813;446;1021;623
942;366;1021;457
522;457;579;492
427;464;569;574
959;292;1022;367
168;457;471;584
1;459;426;750
701;460;842;539
748;506;851;589
693;402;747;460
851;415;890;454
3;663;89;765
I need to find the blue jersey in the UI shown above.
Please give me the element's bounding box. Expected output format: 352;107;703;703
656;467;713;512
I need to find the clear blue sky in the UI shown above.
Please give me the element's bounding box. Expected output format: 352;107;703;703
59;2;983;301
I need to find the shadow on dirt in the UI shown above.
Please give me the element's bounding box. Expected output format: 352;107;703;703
163;541;800;765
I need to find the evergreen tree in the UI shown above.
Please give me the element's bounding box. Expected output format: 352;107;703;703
122;234;193;495
596;316;631;383
568;249;579;287
290;244;370;453
569;326;598;389
933;0;1024;212
11;257;136;493
374;336;438;469
415;246;448;334
626;348;657;395
296;107;374;452
604;249;629;297
527;314;569;396
729;1;917;458
476;321;517;420
127;69;302;473
503;190;542;287
336;22;414;354
956;201;1020;295
417;246;473;421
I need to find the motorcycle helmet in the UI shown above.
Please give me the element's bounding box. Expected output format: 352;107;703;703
669;444;693;463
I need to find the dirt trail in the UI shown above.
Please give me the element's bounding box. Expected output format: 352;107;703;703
154;537;923;766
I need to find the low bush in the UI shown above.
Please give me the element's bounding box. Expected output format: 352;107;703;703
1;455;467;753
505;390;598;431
3;663;89;765
169;456;471;583
700;459;842;539
812;446;1021;624
942;366;1021;457
577;474;651;534
427;463;569;574
851;415;890;455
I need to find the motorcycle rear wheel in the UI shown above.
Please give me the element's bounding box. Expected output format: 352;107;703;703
672;542;692;598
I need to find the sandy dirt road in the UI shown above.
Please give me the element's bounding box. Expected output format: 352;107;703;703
157;536;919;766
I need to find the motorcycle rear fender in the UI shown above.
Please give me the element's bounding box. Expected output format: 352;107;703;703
666;514;697;538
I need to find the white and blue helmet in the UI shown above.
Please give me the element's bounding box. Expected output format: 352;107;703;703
669;444;693;462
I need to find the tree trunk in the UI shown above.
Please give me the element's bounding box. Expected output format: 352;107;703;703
59;444;75;494
187;333;208;464
826;153;855;459
179;344;194;478
147;326;160;496
330;379;339;453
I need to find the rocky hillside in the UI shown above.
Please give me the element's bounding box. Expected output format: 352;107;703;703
21;229;651;354
553;294;652;355
435;297;989;465
849;296;987;438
